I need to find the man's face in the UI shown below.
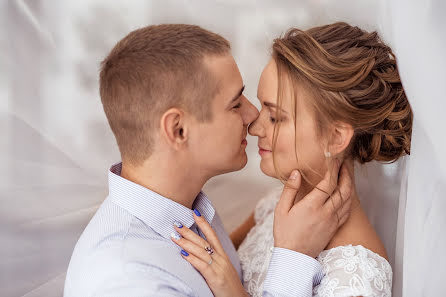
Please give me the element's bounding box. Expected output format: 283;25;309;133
187;54;259;177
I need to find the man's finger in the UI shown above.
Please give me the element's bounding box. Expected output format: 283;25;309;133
301;159;341;207
338;210;350;227
337;195;352;227
335;175;353;224
276;170;301;214
324;162;353;212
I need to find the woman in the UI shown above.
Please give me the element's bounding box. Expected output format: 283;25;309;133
172;22;412;296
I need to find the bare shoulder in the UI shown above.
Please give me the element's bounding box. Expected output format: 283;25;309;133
230;211;255;250
325;200;388;260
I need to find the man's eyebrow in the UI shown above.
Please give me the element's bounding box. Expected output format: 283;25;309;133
228;85;245;105
263;101;288;114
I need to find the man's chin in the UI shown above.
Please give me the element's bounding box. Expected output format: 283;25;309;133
229;154;248;172
237;154;248;170
217;154;248;175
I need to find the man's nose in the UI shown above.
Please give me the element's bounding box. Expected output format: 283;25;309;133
241;96;259;126
248;115;263;137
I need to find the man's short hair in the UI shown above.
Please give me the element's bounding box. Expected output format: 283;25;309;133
99;24;230;165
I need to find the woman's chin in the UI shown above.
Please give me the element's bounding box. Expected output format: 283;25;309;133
259;162;276;178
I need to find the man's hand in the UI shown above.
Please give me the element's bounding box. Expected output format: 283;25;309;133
273;160;353;258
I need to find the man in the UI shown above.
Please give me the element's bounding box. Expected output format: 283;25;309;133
64;24;352;297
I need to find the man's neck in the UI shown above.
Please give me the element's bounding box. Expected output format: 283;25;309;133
120;158;208;209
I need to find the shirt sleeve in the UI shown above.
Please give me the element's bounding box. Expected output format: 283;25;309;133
262;247;324;297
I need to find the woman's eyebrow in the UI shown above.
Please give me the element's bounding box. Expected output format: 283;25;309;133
263;101;288;114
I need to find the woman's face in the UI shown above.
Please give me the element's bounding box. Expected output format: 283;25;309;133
248;59;328;184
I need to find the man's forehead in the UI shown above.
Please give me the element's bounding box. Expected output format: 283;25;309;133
202;53;237;72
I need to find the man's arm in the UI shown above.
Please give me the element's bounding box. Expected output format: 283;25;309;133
92;264;196;297
263;161;353;296
262;248;323;297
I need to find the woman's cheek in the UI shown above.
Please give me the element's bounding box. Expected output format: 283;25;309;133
271;130;294;176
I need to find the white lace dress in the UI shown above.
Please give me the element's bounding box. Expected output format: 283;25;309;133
237;187;393;297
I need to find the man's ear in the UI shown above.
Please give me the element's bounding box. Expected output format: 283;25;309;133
327;122;354;157
160;108;188;150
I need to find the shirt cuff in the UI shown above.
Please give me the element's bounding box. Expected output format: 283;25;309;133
262;247;324;297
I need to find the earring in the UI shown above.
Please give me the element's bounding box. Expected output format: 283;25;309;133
324;151;331;158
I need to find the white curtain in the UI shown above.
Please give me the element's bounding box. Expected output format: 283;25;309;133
378;0;446;296
2;1;445;296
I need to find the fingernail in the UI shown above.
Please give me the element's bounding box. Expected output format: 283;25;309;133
290;170;299;180
171;232;181;240
181;250;189;256
194;209;201;217
174;221;183;228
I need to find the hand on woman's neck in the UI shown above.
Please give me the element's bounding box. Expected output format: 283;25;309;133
293;180;314;204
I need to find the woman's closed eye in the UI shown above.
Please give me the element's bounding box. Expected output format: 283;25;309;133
269;113;284;123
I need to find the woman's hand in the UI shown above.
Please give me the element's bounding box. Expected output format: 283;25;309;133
171;210;248;297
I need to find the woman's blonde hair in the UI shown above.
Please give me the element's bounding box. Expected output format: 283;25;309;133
271;22;413;183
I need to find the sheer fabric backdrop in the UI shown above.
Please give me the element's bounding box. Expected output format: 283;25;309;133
2;1;445;296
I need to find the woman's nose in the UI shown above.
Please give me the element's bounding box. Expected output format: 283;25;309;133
248;115;264;137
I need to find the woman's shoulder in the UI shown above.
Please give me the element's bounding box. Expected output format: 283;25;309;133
315;244;392;296
325;201;388;260
318;244;392;272
314;202;392;296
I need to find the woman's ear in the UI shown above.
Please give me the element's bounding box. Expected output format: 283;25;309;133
160;108;188;150
327;122;354;157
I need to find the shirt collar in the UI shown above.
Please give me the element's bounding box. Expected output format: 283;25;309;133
108;162;216;240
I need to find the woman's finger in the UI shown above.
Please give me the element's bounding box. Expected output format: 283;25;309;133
179;248;215;278
192;210;225;255
171;231;218;264
275;170;302;215
173;221;209;252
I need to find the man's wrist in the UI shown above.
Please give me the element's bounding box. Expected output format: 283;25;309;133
263;247;324;296
273;243;317;259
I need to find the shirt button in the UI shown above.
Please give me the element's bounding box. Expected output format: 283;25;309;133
270;246;274;253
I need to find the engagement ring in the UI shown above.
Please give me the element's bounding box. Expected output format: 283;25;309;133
204;245;214;255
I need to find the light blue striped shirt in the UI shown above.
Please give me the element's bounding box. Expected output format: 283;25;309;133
64;163;323;297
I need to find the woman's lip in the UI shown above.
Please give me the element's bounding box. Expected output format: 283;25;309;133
258;148;272;155
241;139;248;146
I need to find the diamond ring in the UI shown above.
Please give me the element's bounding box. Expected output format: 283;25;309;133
204;245;214;255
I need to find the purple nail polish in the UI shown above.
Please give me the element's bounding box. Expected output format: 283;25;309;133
181;250;189;256
194;209;201;217
174;221;183;228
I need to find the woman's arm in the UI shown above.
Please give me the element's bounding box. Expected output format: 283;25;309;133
229;211;255;250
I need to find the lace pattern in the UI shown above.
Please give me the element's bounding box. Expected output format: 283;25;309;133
237;188;392;297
